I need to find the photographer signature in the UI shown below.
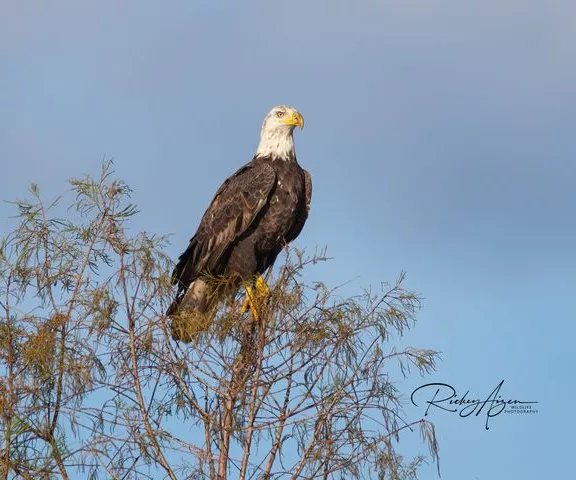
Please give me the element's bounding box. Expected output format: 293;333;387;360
411;380;538;430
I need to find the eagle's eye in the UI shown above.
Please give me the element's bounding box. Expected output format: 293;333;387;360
276;111;285;118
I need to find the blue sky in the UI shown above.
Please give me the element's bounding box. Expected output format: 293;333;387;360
1;1;574;478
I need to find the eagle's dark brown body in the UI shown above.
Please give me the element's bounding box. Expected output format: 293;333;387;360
167;153;312;321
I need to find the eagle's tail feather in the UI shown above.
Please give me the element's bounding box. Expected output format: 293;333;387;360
168;279;215;342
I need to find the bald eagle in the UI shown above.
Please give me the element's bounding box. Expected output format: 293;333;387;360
168;105;311;342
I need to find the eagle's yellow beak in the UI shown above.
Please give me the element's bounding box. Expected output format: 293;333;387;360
281;111;304;129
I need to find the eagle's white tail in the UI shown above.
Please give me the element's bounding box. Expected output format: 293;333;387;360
169;279;214;342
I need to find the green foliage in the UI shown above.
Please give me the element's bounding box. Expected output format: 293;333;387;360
0;161;440;479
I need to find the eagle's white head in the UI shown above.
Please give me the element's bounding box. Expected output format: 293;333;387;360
255;105;304;160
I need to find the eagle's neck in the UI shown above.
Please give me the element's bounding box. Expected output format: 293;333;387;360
255;128;295;161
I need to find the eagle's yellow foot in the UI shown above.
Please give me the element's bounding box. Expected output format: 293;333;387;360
240;275;270;319
240;287;253;316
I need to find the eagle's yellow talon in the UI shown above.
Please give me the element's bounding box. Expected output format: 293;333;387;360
240;275;270;319
240;285;254;315
255;275;270;296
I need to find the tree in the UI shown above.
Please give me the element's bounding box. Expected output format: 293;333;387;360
0;161;440;479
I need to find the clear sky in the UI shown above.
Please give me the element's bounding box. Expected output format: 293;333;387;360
1;1;574;478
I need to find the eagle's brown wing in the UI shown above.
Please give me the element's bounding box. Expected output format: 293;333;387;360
286;169;312;243
171;161;276;292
